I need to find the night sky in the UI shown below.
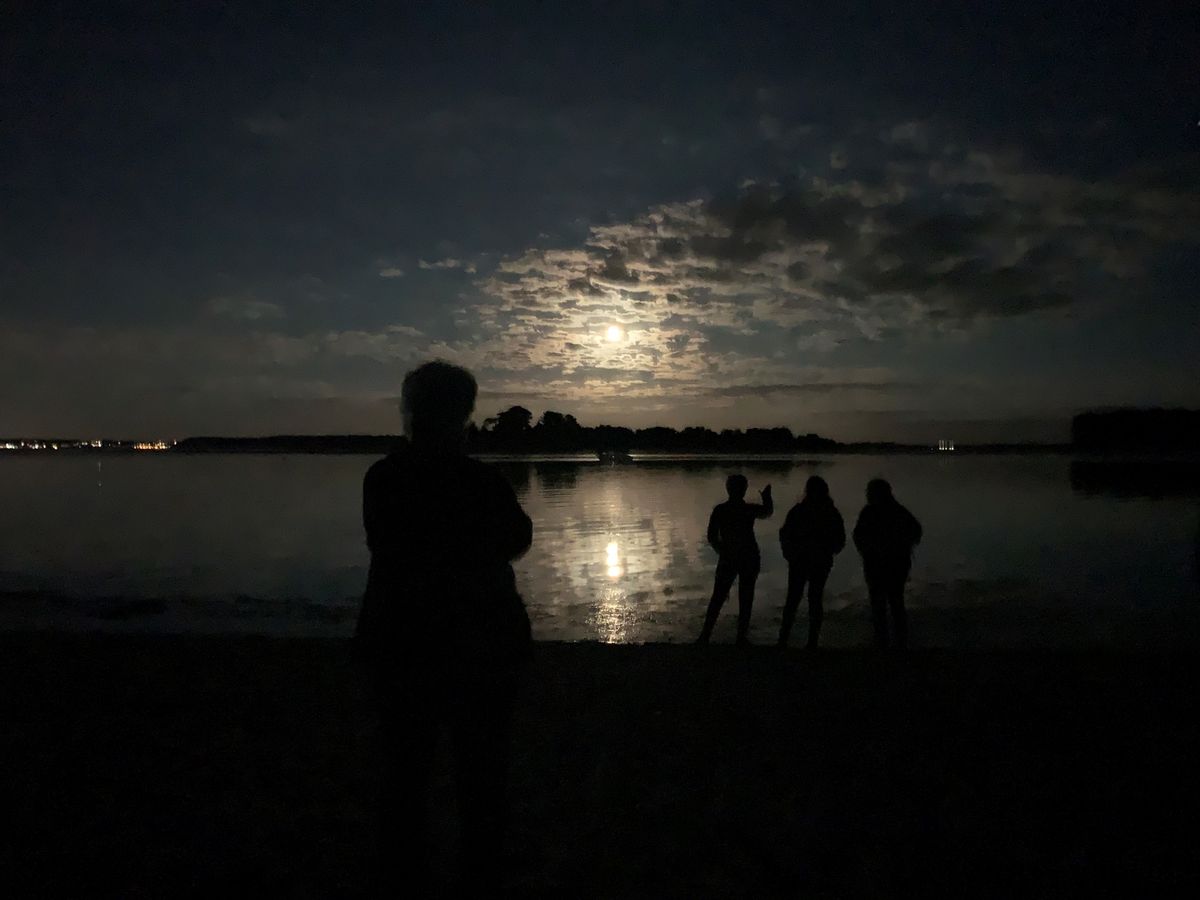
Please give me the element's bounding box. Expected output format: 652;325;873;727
3;1;1197;441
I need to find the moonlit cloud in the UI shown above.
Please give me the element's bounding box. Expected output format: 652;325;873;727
444;126;1198;425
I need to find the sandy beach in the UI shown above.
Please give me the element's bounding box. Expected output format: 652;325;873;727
2;634;1198;897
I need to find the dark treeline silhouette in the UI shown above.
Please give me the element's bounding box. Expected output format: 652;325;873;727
172;412;841;455
467;407;840;454
1072;408;1200;453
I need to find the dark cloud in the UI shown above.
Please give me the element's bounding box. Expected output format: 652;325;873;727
597;251;639;284
688;234;773;263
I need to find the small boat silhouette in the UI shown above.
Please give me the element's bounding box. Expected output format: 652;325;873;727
597;450;634;465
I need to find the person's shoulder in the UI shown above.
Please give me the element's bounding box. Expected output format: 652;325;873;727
365;440;419;481
461;456;519;493
364;453;399;484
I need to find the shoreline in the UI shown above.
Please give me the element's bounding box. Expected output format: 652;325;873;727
4;633;1199;895
4;586;1200;651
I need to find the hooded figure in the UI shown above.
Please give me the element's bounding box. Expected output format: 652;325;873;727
778;475;846;648
852;478;922;649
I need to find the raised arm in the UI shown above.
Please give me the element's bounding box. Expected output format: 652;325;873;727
753;484;774;519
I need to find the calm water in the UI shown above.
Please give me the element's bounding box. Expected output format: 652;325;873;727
1;454;1197;647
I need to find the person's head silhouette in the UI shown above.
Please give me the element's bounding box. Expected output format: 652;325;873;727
725;474;748;500
866;478;893;505
400;360;477;451
805;475;830;501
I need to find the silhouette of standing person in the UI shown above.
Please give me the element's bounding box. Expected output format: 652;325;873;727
852;478;922;649
778;475;846;649
698;475;773;645
356;360;533;896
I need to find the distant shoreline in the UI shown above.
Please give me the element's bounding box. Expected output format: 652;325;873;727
9;444;1200;459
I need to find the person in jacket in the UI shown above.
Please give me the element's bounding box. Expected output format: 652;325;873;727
777;475;846;648
852;478;922;649
356;360;533;895
697;474;773;645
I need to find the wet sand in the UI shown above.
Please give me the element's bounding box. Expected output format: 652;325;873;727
2;634;1198;896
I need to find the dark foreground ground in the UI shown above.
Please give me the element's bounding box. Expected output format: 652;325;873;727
2;635;1199;897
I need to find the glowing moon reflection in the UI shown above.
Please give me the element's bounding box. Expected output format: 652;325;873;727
605;540;624;578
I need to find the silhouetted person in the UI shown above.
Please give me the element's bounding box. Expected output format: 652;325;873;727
698;475;773;644
852;478;921;649
356;360;533;896
778;475;846;649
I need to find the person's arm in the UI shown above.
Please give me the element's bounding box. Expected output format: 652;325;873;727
852;509;869;556
779;504;801;561
493;474;533;561
707;506;722;554
753;484;774;519
908;508;923;548
362;460;390;554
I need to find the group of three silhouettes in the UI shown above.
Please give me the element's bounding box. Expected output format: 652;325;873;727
698;473;922;649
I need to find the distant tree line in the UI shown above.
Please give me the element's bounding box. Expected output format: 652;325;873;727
173;407;842;454
466;406;840;453
1072;408;1200;453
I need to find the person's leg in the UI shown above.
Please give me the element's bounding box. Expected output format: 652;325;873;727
865;568;889;649
451;663;520;895
735;558;760;645
699;559;737;642
778;563;806;646
889;567;910;649
806;562;831;649
372;668;439;895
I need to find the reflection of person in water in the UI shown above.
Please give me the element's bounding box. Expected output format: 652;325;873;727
778;476;846;649
356;360;533;895
853;478;922;649
698;475;773;645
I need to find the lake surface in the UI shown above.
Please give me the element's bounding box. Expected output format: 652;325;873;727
1;454;1197;647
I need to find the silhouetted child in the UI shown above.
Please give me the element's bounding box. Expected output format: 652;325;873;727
356;360;532;895
852;478;922;649
778;475;846;649
698;475;773;645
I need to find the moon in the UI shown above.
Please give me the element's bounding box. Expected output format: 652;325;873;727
606;325;623;342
